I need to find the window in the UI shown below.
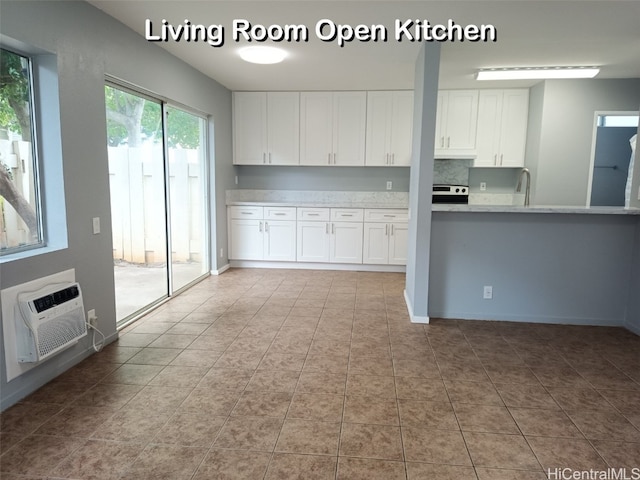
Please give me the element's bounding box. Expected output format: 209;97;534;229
0;48;43;255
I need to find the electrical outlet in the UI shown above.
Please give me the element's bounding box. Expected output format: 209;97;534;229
480;182;487;191
92;217;100;234
483;286;493;299
386;181;392;190
235;175;239;185
219;248;224;258
87;309;98;327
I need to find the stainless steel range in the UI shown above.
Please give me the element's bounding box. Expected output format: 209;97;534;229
432;184;469;204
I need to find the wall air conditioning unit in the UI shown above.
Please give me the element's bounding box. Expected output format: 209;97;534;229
15;282;87;363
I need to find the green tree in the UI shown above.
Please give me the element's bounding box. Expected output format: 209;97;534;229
0;49;38;238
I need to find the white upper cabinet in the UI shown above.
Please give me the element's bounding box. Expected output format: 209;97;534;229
435;90;479;157
475;89;529;167
233;92;299;165
300;91;366;166
366;91;414;166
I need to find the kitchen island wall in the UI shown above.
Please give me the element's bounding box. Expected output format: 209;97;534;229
429;209;640;327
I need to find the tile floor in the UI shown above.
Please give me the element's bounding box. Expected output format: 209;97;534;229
2;269;640;479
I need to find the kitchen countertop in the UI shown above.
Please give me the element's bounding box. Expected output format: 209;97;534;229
226;190;640;215
433;204;640;215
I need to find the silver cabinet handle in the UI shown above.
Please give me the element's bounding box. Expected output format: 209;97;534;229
333;153;337;164
308;213;320;216
500;154;503;165
325;223;329;234
383;214;395;218
385;153;389;165
265;221;269;232
385;224;388;236
328;153;331;165
391;154;395;165
331;223;335;234
268;152;272;164
447;137;450;148
240;211;252;215
391;224;395;235
263;153;266;164
341;214;353;217
259;221;263;232
440;137;444;148
273;212;286;216
494;154;497;164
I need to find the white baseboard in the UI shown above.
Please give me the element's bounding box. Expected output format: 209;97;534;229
211;264;230;275
228;260;405;273
403;289;429;324
429;310;624;327
625;320;640;336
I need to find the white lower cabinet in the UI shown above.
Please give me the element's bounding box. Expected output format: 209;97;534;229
230;205;407;268
296;208;363;264
330;221;363;264
363;209;409;265
229;218;264;260
228;206;296;261
263;220;296;261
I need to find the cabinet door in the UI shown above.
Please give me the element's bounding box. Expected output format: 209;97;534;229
297;221;330;263
444;90;478;150
267;92;299;165
233;92;267;165
264;220;296;261
229;219;263;260
330;221;363;264
434;91;448;150
388;222;408;265
475;90;503;166
333;92;366;166
499;89;529;167
389;91;414;166
363;222;389;265
365;92;393;166
300;92;333;166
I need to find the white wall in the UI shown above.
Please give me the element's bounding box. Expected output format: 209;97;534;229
530;79;640;206
0;0;233;409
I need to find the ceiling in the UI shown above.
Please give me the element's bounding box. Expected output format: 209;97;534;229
88;0;640;91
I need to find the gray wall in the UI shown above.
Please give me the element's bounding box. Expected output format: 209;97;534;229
625;220;640;335
405;42;439;322
429;212;639;326
529;79;640;206
236;165;410;192
0;1;233;409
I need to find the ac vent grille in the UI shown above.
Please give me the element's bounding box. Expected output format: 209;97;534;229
37;306;86;357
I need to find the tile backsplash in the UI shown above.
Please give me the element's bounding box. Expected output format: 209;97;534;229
433;159;473;185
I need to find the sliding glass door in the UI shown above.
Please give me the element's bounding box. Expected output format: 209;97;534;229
105;85;209;324
166;106;209;292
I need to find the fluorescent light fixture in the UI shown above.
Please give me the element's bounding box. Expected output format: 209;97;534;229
476;66;600;81
239;46;288;65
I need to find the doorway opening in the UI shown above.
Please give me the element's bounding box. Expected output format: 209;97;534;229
588;112;639;207
105;83;210;326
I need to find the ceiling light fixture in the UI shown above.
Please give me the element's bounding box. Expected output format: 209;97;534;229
475;66;600;81
239;46;288;65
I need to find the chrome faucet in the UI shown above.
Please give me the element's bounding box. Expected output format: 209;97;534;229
516;168;531;206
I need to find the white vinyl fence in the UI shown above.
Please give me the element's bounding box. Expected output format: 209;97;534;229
108;144;203;266
0;137;35;250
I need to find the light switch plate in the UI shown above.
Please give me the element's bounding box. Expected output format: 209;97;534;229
386;181;392;190
92;217;100;235
480;182;487;191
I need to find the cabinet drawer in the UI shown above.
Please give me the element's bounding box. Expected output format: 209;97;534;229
264;206;296;220
297;208;330;221
364;209;409;222
331;208;364;222
229;206;263;219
